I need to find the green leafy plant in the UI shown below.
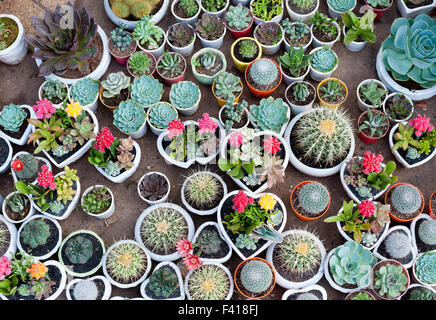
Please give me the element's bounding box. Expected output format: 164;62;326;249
223;100;247;129
169;81;200;109
113;100;146;134
128;52;152;76
202;0;227;12
393;123;422;151
310;12;338;39
408;287;436;300
237;39;258;60
367;0;390;7
366;160;398;190
148;102;178;130
278;46;310;78
342;10;377;44
292;82;311;102
415;251;436;285
251;0;282;21
281;19;310;46
132;15;164;50
328;0;356;12
358;110;390;138
82;186;112;214
351;291;374;300
373;263;408;298
179;0;200;17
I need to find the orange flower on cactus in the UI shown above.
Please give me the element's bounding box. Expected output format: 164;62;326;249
176;238;193;256
26;261;48;280
183;253;202;270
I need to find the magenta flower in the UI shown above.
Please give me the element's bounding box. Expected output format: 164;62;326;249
183;253;202;271
94;128;115;153
0;256;12;280
232;190;254;213
359;200;376;218
176;238;193;256
37;165;57;190
362;152;383;174
263;136;281;154
228;131;243;148
197;113;218;134
32;99;56;119
167;119;185;138
409;114;434;137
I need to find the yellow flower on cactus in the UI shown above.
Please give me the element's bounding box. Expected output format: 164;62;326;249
26;261;48;280
259;194;276;211
65;99;82;118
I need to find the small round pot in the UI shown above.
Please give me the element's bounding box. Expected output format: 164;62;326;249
156;53;187;85
38;79;69;108
230;37;262;73
234;257;276;299
171;0;202;25
357;79;388;111
412;250;436;288
170;81;201;116
316;78;348;109
212;80;243;107
197;27;227;49
281;64;310;86
201;0;230;17
127;51;157;78
137;172;171;205
245;58;282;98
290;181;330;221
218;105;250;131
429;191;436;219
327;0;356;19
385;182;425;222
371;259;410;300
0;214;17;260
284;81;315;115
282;285;328;300
68;87;99;112
166;26;196;57
137;27;166;59
382;92;414;124
81;185;115;220
0;137;13;174
2;192;34;224
357;110;390;144
310;21;341;49
283;23;313;53
191;48;227;85
0;14;27;65
66;276;112;300
146;103;179;136
254;23;284;55
343;25;366;52
99;87;130;112
345;290;376;300
108;35;137;66
285;0;319;22
308;47;339;82
249;0;284;25
364;0;393;20
225;11;254;39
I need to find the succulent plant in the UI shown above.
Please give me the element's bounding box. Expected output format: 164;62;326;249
362;232;378;247
71;279;99;300
310;12;338;40
320;79;345;103
328;0;356;11
64;235;94;264
255;22;281;46
196;14;225;41
49;201;64;214
249;97;288;133
101;72;131;99
225;4;252;31
296;292;319;300
202;0;227;12
195;228;222;255
357;186;372;199
251;0;282;21
418;220;436;245
199;51;217;70
297;182;329;215
132;15;164;50
385;94;413;120
281;19;310;44
168;23;194;48
42;80;67;103
359;81;388;107
130;75;163;107
223;100;247;129
374;263;408;298
408;287;436;300
169;82;200;109
248;59;279;88
258;155;285;189
237;39;258;59
187;264;230;300
110;0;162;19
70;78;99;106
13;154;39;181
104;160;122;177
128;52;153;76
148;102;178;130
158;51;184;79
240;260;273;293
415;252;436;284
406;147;420;159
279;46;310;78
390;184;422;217
110;22;133;50
384;231;412;259
310;48;338;73
113;100;146;134
292;82;311;102
0;104;27;133
351;291;374;300
5;193;28;216
358;110;389;138
54;166;79;205
367;0;390;7
82;186;112;214
242;174;261;187
21;218;50;249
381;14;436;89
214;71;242;101
149;267;179;298
235;234;259;250
342;10;377;44
290;0;315;9
393;123;422;151
139;173;169;202
179;0;200;17
25;2;98;77
329;241;377;288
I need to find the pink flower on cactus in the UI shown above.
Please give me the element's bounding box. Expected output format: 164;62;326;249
37;165;57;190
263;136;281;154
232;190;254;213
359;200;376;218
183;253;202;271
176;238;193;256
409;114;434;137
32;99;55;119
197;113;218;134
167;119;184;138
94;127;115;152
0;256;11;280
228;131;243;148
362;152;383;174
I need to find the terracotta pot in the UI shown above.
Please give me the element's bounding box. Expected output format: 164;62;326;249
385;183;424;222
357;110;390;144
290;180;331;221
317;78;348;109
371;259;410;300
429;191;436;219
245;58;282;98
108;36;137;66
212;80;243;107
345;290;376;300
364;0;393;20
156;53;186;85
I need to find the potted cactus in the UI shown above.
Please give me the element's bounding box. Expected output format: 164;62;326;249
371;260;410;300
253;22;284;55
58;230;106;277
156;51;187;85
108;23;137;66
191;222;233;263
234;257;276;299
385;183;424;222
169;81;201;116
357;79;389;111
0;103;34;146
137;172;171;205
0;214;17;259
191;48;227;85
364;0;393;20
285;81;316;115
127;51;157;78
99;72;131;111
430;191;436;218
113;100;147;139
132;16;166;59
309;12;341;48
412;250;436;287
219;100;250;131
342;10;377;52
0;14;27;65
308;47;339;82
326;0;356;19
10;152;52;185
81;185;115;220
316;78;348;109
147;102;179;136
212;71;243;107
129;75;163;108
171;0;202;25
250;0;284;25
166;23;196;57
248;97;290;135
224;4;254;38
68;78;99;112
400;284;436;300
285;0;319;22
38;79;69;109
290;181;330;221
230;37;262;73
201;0;230;17
245;58;282;98
357;110;390;144
66;276;111;300
411;214;436;253
2;192;34;224
195;14;227;49
382;93;414;123
281;18;312;53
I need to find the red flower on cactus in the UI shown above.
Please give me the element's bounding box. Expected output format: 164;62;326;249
11;159;23;172
167;119;184;138
359;200;376;218
232;190;254;213
183;253;202;270
362;152;383;174
32;99;55;119
409;114;434;137
263;136;281;154
37;165;56;190
228;131;243;148
176;238;193;256
197;113;218;134
94;127;115;152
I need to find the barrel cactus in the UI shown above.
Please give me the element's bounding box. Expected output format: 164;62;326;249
169;81;200;109
249;97;288;133
148;102;178;129
70;78;99;106
418;220;436;246
14;154;39;181
381;14;436;89
297;182;329;215
21;218;50;249
149;267;179;298
384;231;412;259
113;100;146;134
0;104;27;133
101;72;130;98
64;235;94;264
328;0;356;11
130;75;163;107
310;48;338;73
248;59;279;87
390;184;422;216
240;260;273;293
373;263;408;298
415;252;436;284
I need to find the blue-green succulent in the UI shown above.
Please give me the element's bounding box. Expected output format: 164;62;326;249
391;184;422;217
240;260;273;293
248;59;279;87
70;78;99;106
0;104;27;133
328;0;356;12
249;97;289;133
406;147;420;159
148;102;178;129
357;186;372;199
50;201;65;214
214;71;242;101
169;81;200;109
105;160;121;177
374;262;408;298
235;234;259;250
297;182;329;215
362;232;377;248
113;100;146;134
415;252;436;284
130;75;163;107
310;48;338;73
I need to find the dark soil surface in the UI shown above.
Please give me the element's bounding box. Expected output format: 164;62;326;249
69;278;106;300
194;53;224;77
101;88;129;108
20;217;59;257
0;108;29;139
0;17;18;48
4;193;31;221
0;137;9;167
405;0;432;8
286;81;314;105
291;183;327;218
195;225;230;259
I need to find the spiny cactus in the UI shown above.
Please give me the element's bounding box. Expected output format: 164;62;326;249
72;279;99;300
195;228;222;255
391;184;422;216
184;172;222;209
14;154;39;181
373;263;408;298
0;104;27;133
384;231;411;260
297;182;329;215
240;260;273;293
188;264;230;300
149;267;179;298
64;235;94;264
110;0;162;19
296;292;319;300
21;218;50;249
248;59;279;87
418;220;436;246
415;252;436;285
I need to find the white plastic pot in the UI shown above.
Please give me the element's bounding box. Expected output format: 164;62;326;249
17;214;62;261
102;239;151;289
308;47;339;82
38;79;69;109
94;140;141;183
192;222;233;264
266;229;326;289
254;23;284;55
410;214;434;254
396;283;436;300
170;82;201;116
166;27;196;57
284;81;316;115
396;0;436;18
201;0;230;18
0;105;35;146
137;172;171;205
0;137;12;174
181;172;228;216
218;106;250;132
66;276;112;300
282;284;328;300
327;0;356;19
134;203;195;262
357;79;388;111
310;21;341;48
343;25;366;52
250;0;284;25
171;0;202;25
412;250;436;288
2;192;34;224
283;109;355;177
68;87;99;112
283;29;312;53
197;27;226;49
249;102;291;137
81;185;115;219
382;92;414;124
324;248;362;293
0;14;27;65
0;214;17;260
147;103;179;136
285;0;319;22
137;26;167;59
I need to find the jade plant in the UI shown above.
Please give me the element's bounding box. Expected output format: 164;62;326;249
373;262;408;298
132;15;164;50
255;22;282;46
225;4;252;31
128;52;153;76
195;14;225;41
342;10;377;44
82;186;112;214
249;97;288;133
101;72;130;99
0;104;27;133
130;75;163;107
328;0;356;12
240;259;273;294
69;78;99;106
251;0;282;22
214;71;242;101
169;81;200;110
167;23;194;48
113;100;146;134
148;102;178;130
310;47;338;73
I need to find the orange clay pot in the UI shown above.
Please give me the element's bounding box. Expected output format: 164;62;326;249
429;191;436;219
385;182;424;222
245;58;282;99
234;257;276;300
290;180;331;222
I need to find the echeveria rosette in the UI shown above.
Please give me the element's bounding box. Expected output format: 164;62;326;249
381;14;436;89
70;78;99;106
249;97;289;133
310;48;338;73
130;75;164;107
148;102;178;129
169;81;200;109
0;104;27;133
113;100;146;134
328;0;356;12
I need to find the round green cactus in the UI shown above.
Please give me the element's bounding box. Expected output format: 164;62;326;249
195;229;222;255
70;78;99;106
374;263;408;298
14;153;39;181
248;59;279;87
297;182;329;214
391;184;422;216
63;235;94;265
101;72;130;98
249;97;288;133
130;75;163;107
21;218;50;249
409;287;436;300
169;81;200;109
240;260;273;293
0;104;27;133
418;220;436;246
384;231;412;259
149;267;179;298
148;102;178;129
113;100;146;134
415;252;436;284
